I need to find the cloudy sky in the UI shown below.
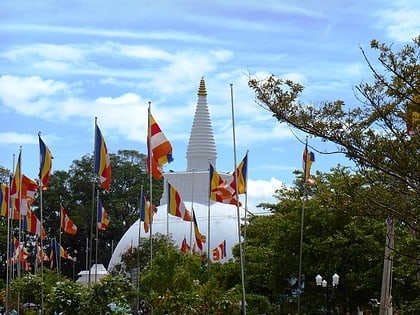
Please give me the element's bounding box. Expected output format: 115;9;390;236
1;1;419;212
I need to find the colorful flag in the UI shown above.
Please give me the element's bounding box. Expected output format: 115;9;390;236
193;210;206;251
36;244;49;265
230;153;248;194
97;198;110;230
302;142;316;184
50;240;74;269
13;175;38;215
23;210;46;239
0;183;9;218
212;240;227;261
21;175;37;202
95;123;112;192
167;182;192;221
1;183;19;219
39;135;53;188
61;205;78;235
140;193;157;233
16;245;29;264
180;237;190;254
209;164;241;206
10;237;19;260
10;152;21;199
147;111;173;179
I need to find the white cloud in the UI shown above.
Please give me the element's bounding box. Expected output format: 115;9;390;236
0;75;70;116
244;177;283;211
0;132;37;144
375;1;420;42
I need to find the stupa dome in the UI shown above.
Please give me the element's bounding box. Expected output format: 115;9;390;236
108;78;244;271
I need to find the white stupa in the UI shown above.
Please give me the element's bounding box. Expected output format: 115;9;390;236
108;78;245;271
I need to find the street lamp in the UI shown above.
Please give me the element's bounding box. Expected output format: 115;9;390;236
315;273;339;314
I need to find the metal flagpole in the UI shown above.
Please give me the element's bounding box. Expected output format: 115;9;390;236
207;160;212;279
95;190;99;283
242;151;249;262
5;155;15;314
297;136;309;315
38;132;46;314
189;169;195;254
147;102;154;315
16;147;22;281
147;102;154;268
297;187;306;315
136;185;144;312
89;117;98;284
59;203;62;279
230;83;246;315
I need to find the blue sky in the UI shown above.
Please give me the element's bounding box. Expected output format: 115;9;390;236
1;1;419;212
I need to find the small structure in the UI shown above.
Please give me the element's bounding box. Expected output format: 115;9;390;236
76;264;108;284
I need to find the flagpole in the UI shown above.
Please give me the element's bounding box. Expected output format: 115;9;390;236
137;185;144;312
242;151;249;259
147;102;155;315
147;102;154;269
95;190;100;283
38;132;45;313
89;117;98;284
5;155;15;314
166;180;170;245
230;83;246;315
297;136;309;315
207;160;212;279
189;169;195;254
59;201;63;278
16;147;23;282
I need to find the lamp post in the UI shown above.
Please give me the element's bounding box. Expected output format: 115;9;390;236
315;273;339;315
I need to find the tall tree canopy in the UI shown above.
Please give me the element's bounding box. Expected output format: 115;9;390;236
249;36;420;231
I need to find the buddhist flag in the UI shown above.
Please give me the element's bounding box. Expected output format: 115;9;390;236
23;210;46;239
140;193;157;233
167;182;192;221
38;135;53;188
61;205;78;235
229;153;248;195
1;184;19;220
147;109;173;179
212;240;227;261
97;198;110;230
209;164;241;206
36;245;49;265
193;210;206;251
10;151;21;199
180;237;190;254
50;240;75;269
302;142;316;184
0;183;9;218
11;175;37;216
95;123;112;192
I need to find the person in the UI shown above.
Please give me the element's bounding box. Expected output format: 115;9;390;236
164;310;169;315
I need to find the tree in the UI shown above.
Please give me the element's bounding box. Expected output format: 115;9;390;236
244;167;418;313
82;275;136;315
249;35;420;231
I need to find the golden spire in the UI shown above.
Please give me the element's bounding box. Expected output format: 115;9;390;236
197;76;207;96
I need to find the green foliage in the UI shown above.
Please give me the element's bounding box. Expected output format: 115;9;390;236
82;275;136;315
48;279;84;314
249;35;420;230
11;274;45;307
